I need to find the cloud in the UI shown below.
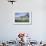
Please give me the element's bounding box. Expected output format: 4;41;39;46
15;13;27;17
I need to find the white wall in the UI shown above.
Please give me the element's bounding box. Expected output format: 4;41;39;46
0;0;46;41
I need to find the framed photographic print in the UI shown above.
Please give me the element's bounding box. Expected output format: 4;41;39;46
13;11;32;25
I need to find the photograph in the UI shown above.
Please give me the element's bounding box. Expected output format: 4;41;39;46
15;12;29;22
14;12;32;24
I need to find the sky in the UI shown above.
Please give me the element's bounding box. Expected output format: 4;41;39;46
15;13;28;17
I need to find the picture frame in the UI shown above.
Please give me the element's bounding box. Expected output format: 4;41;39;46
13;11;32;25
